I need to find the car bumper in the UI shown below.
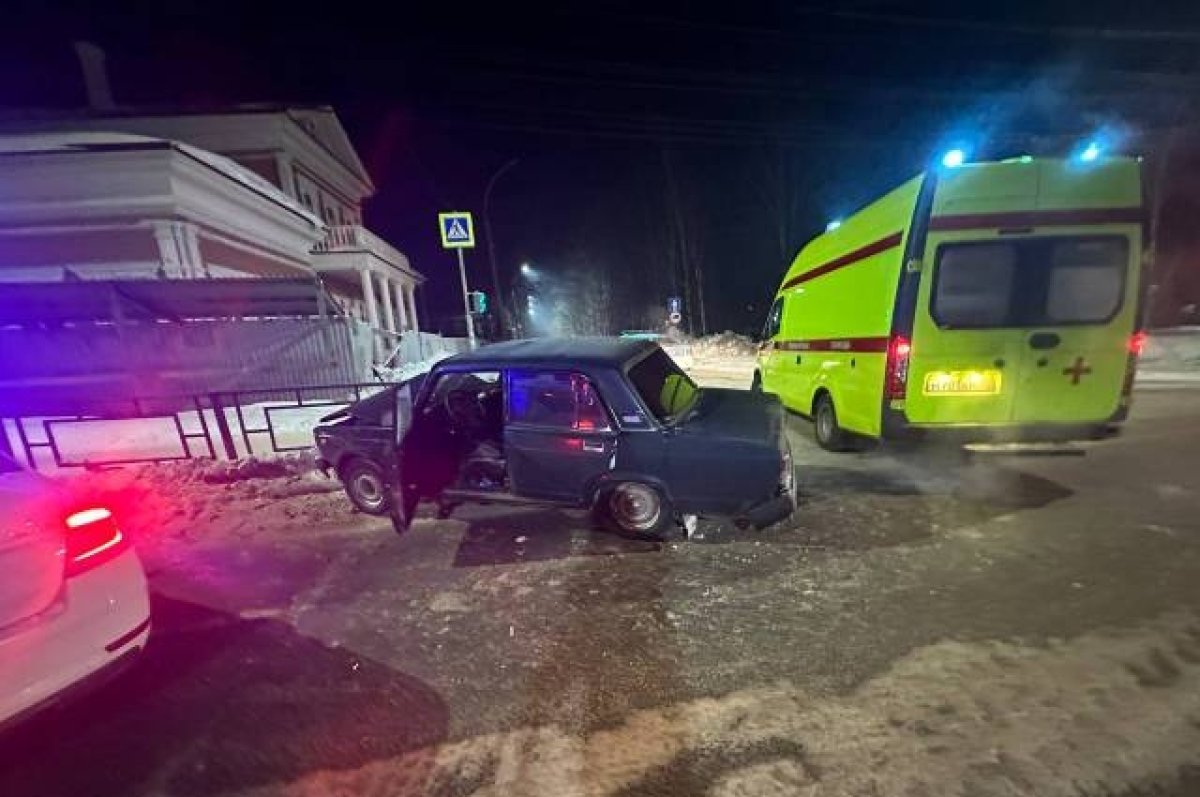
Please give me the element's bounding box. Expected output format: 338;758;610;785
882;416;1119;445
744;491;796;529
0;547;151;728
743;464;797;529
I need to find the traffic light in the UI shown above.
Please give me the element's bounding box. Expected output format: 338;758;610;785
469;291;488;314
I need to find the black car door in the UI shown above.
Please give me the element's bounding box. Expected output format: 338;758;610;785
504;369;617;503
385;378;420;532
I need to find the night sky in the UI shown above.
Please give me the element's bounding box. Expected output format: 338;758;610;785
6;1;1200;335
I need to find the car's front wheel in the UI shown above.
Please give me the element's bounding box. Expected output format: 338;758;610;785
600;482;675;539
340;458;392;515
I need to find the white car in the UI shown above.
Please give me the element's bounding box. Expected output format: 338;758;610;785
0;455;151;728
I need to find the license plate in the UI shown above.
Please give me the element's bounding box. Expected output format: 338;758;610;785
922;369;1002;396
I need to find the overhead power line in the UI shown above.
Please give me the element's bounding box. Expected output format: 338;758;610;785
581;10;1200;45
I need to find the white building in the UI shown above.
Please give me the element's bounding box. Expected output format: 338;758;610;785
0;105;423;360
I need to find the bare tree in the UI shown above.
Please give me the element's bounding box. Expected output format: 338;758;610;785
659;147;709;335
747;140;806;266
545;266;614;337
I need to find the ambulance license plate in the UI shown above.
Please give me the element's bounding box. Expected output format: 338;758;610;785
922;369;1002;396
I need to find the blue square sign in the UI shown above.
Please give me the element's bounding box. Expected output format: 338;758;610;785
438;211;475;249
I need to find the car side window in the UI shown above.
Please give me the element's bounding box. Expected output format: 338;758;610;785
508;370;612;431
764;296;785;339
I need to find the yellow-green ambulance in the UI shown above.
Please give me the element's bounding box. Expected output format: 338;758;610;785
755;156;1146;449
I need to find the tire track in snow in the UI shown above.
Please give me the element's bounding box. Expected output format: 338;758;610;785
242;612;1200;797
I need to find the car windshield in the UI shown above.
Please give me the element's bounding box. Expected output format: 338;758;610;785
627;347;701;422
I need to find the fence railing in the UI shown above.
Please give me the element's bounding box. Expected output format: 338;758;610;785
2;381;400;473
312;224;415;277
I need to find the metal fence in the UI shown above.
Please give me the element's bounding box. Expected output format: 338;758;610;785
2;382;395;472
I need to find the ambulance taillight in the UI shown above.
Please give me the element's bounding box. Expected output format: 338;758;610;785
885;336;912;400
1121;330;1147;400
1128;330;1147;357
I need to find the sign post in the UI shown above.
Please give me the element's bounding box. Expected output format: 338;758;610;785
438;211;477;348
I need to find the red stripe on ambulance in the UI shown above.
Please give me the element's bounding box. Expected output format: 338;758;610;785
771;337;891;353
928;206;1142;231
780;232;904;290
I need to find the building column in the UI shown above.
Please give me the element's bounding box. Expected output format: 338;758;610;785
378;273;397;333
181;223;206;277
153;221;206;278
405;284;420;333
275;153;297;198
394;280;410;331
360;268;380;330
152;221;184;277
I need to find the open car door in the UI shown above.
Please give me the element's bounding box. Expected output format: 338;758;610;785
386;377;420;535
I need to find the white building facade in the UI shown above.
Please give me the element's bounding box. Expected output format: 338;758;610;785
0;106;423;361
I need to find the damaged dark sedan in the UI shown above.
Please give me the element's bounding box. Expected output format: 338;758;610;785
317;338;795;539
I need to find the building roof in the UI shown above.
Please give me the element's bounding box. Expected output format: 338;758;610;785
0;104;373;194
443;337;657;370
0;131;324;229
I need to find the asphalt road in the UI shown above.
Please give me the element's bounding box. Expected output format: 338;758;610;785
2;388;1199;796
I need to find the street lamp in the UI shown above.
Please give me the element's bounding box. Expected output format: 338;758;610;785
520;262;535;278
483;157;521;339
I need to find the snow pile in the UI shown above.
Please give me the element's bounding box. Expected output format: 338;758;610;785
673;333;758;389
374;354;450;383
60;453;354;555
689;332;759;360
275;612;1200;796
1140;327;1200;383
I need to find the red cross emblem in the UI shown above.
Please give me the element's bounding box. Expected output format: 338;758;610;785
1062;356;1092;385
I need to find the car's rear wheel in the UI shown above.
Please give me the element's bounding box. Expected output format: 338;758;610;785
340;458;391;515
814;393;852;452
601;482;675;539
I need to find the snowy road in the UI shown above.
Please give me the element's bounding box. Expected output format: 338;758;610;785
2;389;1200;796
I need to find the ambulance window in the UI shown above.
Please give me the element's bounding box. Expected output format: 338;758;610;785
764;297;784;339
1045;238;1127;323
932;243;1016;328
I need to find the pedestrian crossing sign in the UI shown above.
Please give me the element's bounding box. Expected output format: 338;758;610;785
438;211;475;249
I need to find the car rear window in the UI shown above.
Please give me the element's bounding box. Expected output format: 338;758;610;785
627;348;699;423
931;235;1129;328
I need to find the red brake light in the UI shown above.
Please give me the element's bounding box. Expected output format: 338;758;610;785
66;507;113;528
64;507;126;576
1128;330;1147;357
885;336;912;400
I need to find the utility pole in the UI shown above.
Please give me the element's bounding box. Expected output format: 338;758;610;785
483;158;520;339
456;248;477;347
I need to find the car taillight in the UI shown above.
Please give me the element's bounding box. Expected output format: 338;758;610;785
64;507;126;576
884;336;912;400
1128;330;1147;357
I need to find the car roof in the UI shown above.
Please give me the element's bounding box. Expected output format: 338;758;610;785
441;337;658;370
